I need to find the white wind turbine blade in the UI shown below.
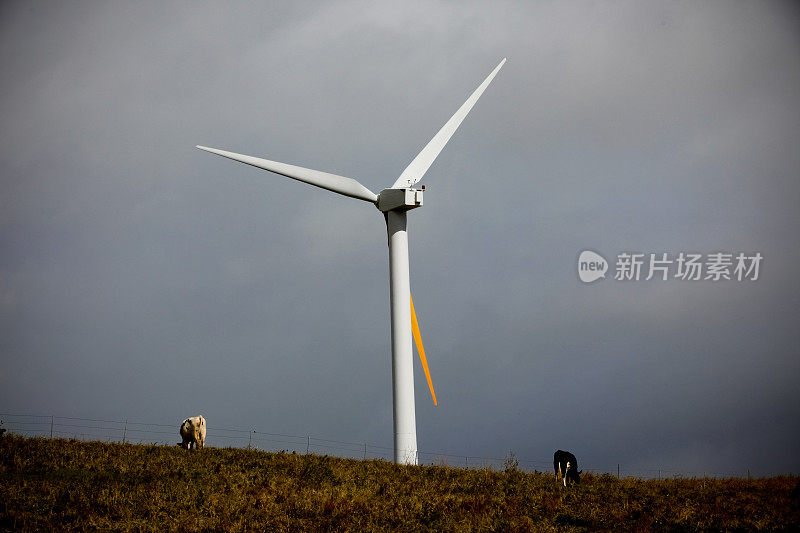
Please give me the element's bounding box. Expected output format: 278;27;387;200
391;58;506;189
196;145;379;203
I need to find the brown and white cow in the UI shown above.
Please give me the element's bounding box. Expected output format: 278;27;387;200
554;449;581;487
179;415;206;450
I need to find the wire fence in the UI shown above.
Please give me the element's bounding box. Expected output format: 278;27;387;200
0;412;785;479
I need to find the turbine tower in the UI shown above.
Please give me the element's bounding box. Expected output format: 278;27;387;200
197;58;505;464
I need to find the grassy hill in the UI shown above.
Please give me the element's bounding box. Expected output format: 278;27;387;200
1;434;798;531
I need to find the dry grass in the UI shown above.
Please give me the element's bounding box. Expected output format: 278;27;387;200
1;434;798;531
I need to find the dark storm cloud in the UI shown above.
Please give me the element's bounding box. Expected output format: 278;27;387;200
1;1;798;475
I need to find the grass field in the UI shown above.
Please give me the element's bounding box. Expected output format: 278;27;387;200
1;434;798;531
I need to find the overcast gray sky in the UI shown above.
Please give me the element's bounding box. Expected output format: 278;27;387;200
2;1;799;476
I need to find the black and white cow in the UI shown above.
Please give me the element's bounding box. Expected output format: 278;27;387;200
554;449;581;487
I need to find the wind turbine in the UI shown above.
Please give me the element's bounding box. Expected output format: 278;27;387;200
197;58;505;465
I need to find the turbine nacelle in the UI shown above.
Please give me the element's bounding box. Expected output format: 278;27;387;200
377;188;423;212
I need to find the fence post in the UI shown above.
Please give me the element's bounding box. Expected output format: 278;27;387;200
123;420;127;443
248;431;252;449
50;416;54;438
363;443;367;460
617;464;620;478
306;435;309;455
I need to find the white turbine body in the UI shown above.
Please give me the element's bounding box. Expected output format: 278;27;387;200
197;59;505;465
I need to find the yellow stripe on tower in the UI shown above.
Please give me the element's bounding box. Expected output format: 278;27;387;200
410;295;437;405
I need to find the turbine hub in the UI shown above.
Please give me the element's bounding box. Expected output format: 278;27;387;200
377;188;423;212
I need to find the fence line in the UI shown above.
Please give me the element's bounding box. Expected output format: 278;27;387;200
0;412;783;479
